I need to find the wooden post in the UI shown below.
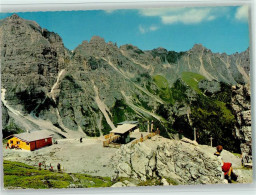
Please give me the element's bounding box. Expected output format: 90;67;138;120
147;121;150;133
151;120;154;133
194;128;196;142
209;136;214;147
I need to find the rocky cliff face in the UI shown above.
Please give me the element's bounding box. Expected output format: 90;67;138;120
0;14;251;144
0;14;70;117
231;84;252;163
111;136;225;185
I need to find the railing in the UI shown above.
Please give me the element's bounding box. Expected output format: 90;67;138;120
131;129;160;146
104;133;114;140
103;134;120;147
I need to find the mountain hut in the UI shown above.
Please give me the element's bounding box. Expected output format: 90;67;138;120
7;130;53;151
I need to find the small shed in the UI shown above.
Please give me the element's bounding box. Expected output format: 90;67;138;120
110;124;137;144
7;130;53;151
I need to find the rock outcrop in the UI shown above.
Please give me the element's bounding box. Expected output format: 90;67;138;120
231;84;252;163
111;136;225;185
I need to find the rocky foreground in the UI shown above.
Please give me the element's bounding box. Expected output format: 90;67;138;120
110;136;253;186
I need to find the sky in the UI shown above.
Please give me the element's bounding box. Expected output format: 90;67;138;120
0;5;250;54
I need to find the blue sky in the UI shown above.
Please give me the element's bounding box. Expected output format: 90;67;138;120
0;6;250;54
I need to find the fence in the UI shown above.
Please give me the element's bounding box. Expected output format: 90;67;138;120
131;129;160;146
103;134;120;147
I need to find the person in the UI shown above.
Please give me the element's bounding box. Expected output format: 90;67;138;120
38;162;42;170
214;145;238;183
57;163;61;172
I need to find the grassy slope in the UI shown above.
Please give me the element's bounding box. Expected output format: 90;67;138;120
3;160;180;189
181;72;206;93
3;160;112;189
153;75;174;103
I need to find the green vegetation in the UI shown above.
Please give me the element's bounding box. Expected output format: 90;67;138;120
191;94;239;152
153;75;174;104
232;153;242;158
126;45;144;54
166;51;185;63
150;49;184;64
138;179;162;186
101;117;112;135
150;73;239;152
181;72;206;93
171;79;189;103
137;177;179;186
3;160;112;189
2;122;24;138
166;178;179;185
110;99;137;125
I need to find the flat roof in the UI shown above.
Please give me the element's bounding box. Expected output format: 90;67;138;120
13;130;53;142
117;121;138;125
110;124;137;135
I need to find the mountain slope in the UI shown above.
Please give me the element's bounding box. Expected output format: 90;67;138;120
0;14;251;152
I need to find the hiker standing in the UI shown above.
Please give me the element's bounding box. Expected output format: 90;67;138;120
80;137;83;143
38;162;42;170
57;163;61;172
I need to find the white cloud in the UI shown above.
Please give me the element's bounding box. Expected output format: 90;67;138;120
149;25;158;31
139;7;229;25
139;25;159;34
139;25;146;34
235;5;249;21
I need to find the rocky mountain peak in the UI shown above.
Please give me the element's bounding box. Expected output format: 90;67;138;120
90;36;106;44
9;14;20;20
190;43;207;52
152;47;168;54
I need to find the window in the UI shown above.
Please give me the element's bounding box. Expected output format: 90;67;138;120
45;138;47;142
17;141;20;145
10;140;13;144
26;142;29;145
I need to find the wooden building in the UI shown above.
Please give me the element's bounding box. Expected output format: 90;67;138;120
110;124;138;144
7;130;53;151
